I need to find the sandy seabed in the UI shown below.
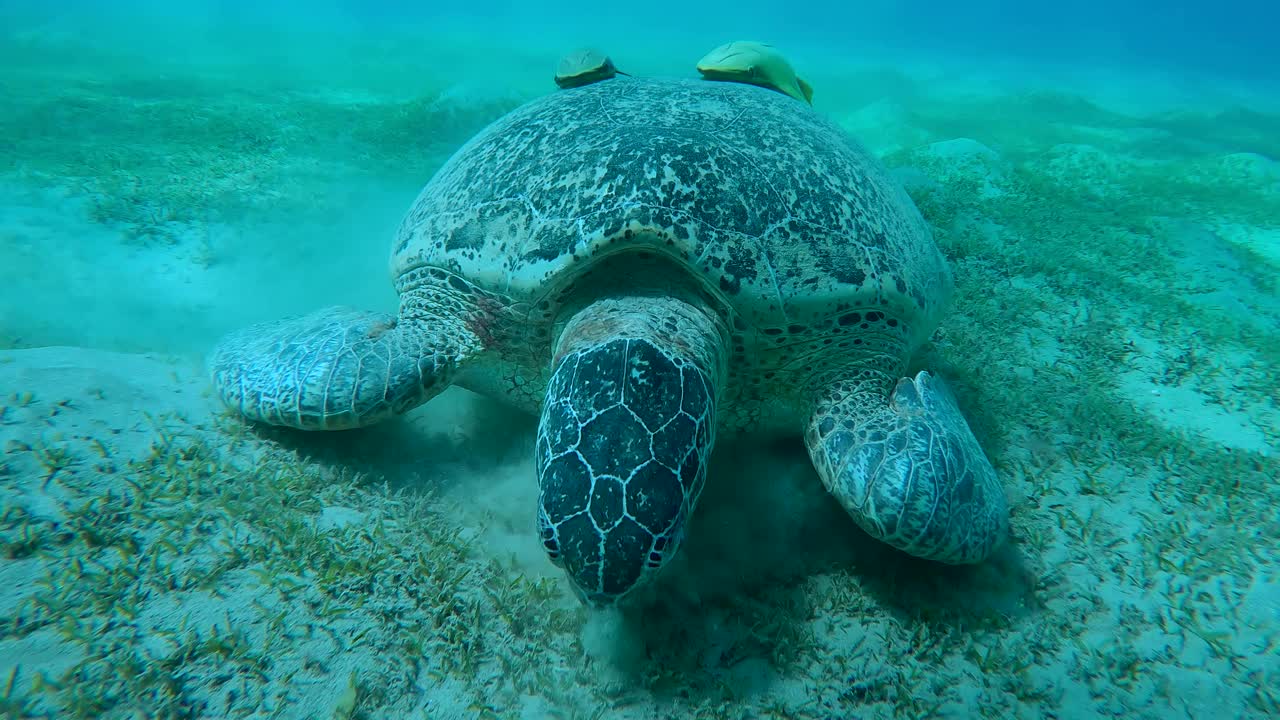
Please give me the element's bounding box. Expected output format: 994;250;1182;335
1;19;1278;720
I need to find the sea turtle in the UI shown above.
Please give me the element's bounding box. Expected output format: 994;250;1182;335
209;76;1008;606
696;40;814;104
555;48;626;89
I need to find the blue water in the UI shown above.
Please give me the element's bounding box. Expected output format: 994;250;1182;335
11;0;1280;82
12;0;1280;76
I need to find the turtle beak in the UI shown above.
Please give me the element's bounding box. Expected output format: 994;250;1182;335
537;491;678;607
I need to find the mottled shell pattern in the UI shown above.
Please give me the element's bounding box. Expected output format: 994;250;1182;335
390;78;951;416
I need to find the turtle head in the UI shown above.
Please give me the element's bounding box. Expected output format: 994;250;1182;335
534;295;722;606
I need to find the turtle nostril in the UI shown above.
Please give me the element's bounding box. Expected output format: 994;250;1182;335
539;521;561;559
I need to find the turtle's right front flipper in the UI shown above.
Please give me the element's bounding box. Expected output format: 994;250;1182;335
209;306;467;431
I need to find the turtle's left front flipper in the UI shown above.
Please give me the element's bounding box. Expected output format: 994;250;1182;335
805;369;1008;564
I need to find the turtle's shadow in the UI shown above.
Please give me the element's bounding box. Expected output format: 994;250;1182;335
238;386;536;495
615;434;1036;699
